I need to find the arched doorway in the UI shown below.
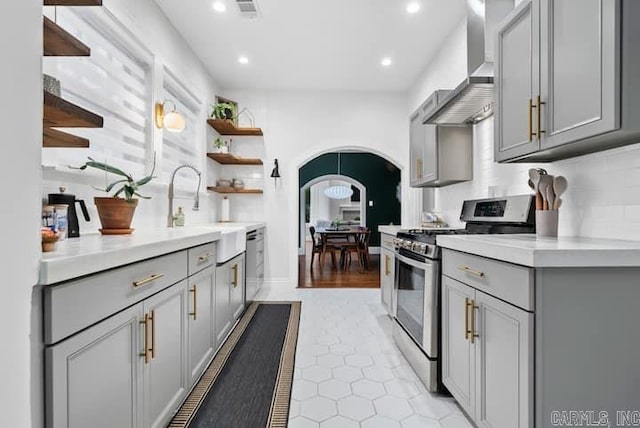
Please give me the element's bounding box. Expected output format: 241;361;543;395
299;174;367;254
297;151;401;287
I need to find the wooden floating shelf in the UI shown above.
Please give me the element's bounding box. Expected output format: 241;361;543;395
207;153;263;165
44;91;104;128
43;128;90;148
44;0;102;5
43;16;90;57
207;187;263;194
207;119;263;136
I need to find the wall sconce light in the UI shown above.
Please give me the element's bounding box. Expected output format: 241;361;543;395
270;158;281;186
155;100;186;133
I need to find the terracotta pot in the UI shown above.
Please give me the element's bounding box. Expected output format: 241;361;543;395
94;197;138;234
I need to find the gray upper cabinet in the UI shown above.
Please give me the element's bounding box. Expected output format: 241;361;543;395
496;0;640;162
539;0;619;150
495;0;540;162
410;90;472;187
409;110;425;186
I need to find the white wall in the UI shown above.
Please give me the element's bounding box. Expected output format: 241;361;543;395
413;12;640;240
42;0;224;233
223;90;420;287
407;18;467;114
0;1;41;426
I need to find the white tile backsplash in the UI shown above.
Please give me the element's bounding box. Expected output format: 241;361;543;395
430;117;640;241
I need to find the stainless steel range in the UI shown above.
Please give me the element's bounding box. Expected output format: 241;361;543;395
392;195;535;393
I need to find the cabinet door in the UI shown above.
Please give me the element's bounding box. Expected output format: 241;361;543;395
46;304;144;428
380;248;395;315
495;0;541;162
474;291;533;428
441;276;476;417
409;111;424;186
215;263;232;344
230;254;245;320
539;0;620;149
187;266;215;386
421;125;438;183
143;280;188;428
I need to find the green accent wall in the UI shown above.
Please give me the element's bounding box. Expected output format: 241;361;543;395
300;152;401;246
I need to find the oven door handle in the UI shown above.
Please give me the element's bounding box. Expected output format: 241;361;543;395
395;252;431;270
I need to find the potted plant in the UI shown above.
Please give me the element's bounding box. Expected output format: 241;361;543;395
212;102;236;121
214;137;228;153
71;157;156;235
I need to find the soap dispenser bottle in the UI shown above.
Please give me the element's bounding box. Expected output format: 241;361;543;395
174;206;185;227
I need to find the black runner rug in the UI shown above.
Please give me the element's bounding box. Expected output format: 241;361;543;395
169;301;301;428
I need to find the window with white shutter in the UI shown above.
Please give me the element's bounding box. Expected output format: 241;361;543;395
160;67;203;189
42;7;153;180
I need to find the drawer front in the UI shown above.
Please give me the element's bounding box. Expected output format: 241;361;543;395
188;242;217;276
442;249;534;311
381;233;395;250
44;250;188;345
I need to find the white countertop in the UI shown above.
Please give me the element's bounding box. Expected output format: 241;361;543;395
39;222;266;285
437;234;640;268
378;225;402;235
206;222;266;232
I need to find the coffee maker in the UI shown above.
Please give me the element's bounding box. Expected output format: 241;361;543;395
48;188;90;238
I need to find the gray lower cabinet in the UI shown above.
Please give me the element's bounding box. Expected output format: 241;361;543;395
442;258;533;428
46;280;189;428
142;281;189;428
187;266;215;386
45;242;222;428
496;0;640;162
46;304;144;428
379;232;395;315
215;253;245;344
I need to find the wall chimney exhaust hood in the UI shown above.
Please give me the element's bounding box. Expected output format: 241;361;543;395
423;0;513;125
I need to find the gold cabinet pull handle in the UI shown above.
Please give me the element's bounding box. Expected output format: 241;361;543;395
198;253;214;262
149;310;156;359
139;313;150;364
464;297;471;340
384;255;390;276
232;264;238;288
458;265;484;278
133;273;164;288
470;301;479;344
416;159;423;179
189;285;197;320
537;95;546;138
528;98;538;141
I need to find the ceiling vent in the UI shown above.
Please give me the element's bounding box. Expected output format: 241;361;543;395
236;0;261;19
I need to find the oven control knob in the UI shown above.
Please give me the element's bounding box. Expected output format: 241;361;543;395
417;243;427;253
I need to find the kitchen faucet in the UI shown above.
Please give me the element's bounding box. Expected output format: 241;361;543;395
168;164;202;227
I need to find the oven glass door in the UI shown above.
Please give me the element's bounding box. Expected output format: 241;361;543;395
394;251;438;358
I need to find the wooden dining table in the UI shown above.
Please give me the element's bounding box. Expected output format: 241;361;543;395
315;226;362;270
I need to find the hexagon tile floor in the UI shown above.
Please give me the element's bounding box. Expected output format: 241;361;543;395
256;287;473;428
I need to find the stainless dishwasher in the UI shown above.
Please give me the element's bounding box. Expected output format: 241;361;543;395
245;228;264;302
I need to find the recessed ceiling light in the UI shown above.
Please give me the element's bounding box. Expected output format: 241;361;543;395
381;57;392;67
212;2;226;12
238;56;249;65
406;2;421;14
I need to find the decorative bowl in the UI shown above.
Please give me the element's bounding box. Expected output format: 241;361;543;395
216;179;232;188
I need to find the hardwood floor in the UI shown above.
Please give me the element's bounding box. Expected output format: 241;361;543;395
298;242;380;288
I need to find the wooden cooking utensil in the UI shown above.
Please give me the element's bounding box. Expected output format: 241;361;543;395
528;169;543;210
553;176;568;208
546;185;555;211
538;175;554;210
554;198;563;210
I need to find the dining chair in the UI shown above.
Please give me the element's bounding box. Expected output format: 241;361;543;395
308;226;324;271
356;228;371;271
